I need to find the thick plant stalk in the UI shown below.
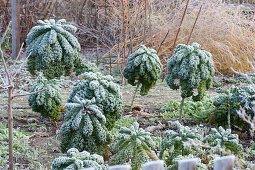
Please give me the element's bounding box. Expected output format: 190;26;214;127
130;82;141;109
228;105;231;129
145;150;159;160
179;98;185;122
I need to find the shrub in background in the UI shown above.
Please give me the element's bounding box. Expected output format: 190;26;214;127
26;19;83;79
51;148;107;170
165;43;214;120
68;72;122;130
28;76;62;121
111;122;157;170
60;96;107;153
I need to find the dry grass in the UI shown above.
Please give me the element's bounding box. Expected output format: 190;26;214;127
100;0;255;74
148;0;255;74
2;0;255;74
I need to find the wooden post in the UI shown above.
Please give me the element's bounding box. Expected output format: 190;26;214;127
11;0;20;59
214;155;235;170
143;160;165;170
178;158;197;170
109;165;131;170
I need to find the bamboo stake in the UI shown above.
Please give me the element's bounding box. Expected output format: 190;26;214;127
186;5;202;45
162;0;190;81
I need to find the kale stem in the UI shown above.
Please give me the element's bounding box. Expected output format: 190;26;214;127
130;82;141;110
179;98;185;122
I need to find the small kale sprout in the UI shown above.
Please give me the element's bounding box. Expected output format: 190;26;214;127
51;148;107;170
123;45;163;108
203;126;243;155
28;76;62;121
68;72;122;130
60;96;107;153
159;121;201;166
26;19;84;79
111;122;157;170
165;43;214;121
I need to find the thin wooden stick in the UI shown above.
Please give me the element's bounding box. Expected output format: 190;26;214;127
0;21;11;46
162;0;190;81
12;42;24;67
13;89;46;98
0;22;14;170
143;0;147;44
12;52;31;79
157;30;170;54
186;5;202;45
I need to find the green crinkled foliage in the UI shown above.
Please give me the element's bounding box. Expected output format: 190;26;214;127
28;76;62;121
159;121;201;166
51;148;107;170
111;122;156;170
161;95;216;123
165;43;214;100
60;96;108;153
212;85;255;130
68;72;123;130
26;19;84;79
0;123;29;167
203;126;243;154
123;45;163;95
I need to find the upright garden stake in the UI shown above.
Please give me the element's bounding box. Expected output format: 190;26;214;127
0;23;45;170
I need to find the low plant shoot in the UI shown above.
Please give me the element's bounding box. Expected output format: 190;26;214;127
111;122;157;170
51;148;107;170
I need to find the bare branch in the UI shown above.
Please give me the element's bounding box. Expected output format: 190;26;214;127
13;89;46;98
12;52;31;79
0;21;11;46
12;42;24;68
0;50;12;86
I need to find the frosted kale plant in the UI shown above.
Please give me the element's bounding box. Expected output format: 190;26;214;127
204;126;243;154
212;85;255;131
28;76;62;121
75;62;99;76
51;148;107;170
165;43;214;120
123;45;162;107
60;96;107;153
68;72;122;130
111;122;157;170
159;121;201;166
26;19;84;79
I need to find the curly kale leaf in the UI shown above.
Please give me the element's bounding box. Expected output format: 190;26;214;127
60;97;107;153
51;148;107;170
28;76;62;120
26;19;83;79
111;122;156;170
165;43;214;100
123;45;163;95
